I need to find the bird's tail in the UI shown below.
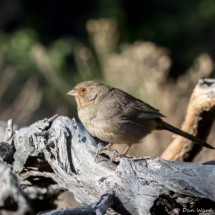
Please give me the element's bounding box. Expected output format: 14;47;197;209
156;119;214;149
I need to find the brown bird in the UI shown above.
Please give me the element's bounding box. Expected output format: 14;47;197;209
67;80;214;162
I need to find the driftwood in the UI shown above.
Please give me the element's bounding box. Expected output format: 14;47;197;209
161;78;215;162
0;118;63;214
0;160;32;215
1;114;215;215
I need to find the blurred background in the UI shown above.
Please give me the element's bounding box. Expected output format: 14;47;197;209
0;0;215;208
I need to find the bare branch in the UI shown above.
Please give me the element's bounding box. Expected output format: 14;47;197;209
38;193;115;215
161;78;215;161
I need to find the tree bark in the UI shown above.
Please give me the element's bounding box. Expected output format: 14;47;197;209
0;114;215;215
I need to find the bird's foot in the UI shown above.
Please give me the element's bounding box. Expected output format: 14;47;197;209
109;153;129;162
95;145;118;162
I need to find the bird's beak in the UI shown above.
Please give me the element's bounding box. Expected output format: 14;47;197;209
66;89;78;96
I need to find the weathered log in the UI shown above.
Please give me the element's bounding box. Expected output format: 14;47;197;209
0;161;32;215
161;78;215;162
1;115;215;214
0;119;63;214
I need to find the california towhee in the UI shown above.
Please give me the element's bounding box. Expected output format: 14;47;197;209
67;80;214;161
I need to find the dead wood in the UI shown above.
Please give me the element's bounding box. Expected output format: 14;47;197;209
0;114;215;214
0;160;32;215
161;78;215;162
37;193;116;215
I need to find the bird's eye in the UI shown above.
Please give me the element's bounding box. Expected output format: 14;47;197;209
82;88;86;92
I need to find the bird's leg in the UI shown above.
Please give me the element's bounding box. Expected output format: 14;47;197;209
95;143;118;162
110;145;132;162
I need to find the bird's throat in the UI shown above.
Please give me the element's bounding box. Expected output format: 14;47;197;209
76;97;95;111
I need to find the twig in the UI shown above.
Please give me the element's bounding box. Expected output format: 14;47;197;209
4;119;13;143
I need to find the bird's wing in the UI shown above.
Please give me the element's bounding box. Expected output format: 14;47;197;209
100;88;165;121
120;93;165;121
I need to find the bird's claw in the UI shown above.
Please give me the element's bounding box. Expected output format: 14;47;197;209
95;147;118;162
109;153;129;162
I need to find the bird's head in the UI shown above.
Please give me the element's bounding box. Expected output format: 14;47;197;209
67;81;105;107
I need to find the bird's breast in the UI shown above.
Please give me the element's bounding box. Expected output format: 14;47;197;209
78;105;157;145
78;107;117;142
